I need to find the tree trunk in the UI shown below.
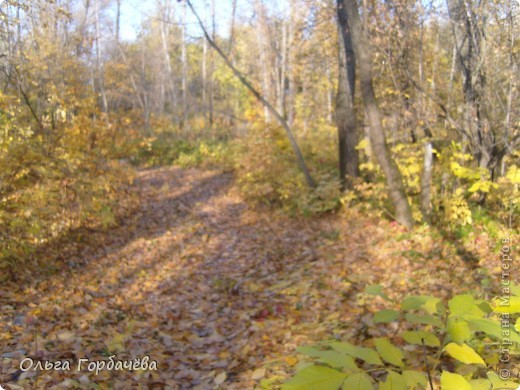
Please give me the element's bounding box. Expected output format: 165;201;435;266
181;0;188;127
502;4;515;178
286;1;296;127
209;0;215;127
421;140;433;224
255;0;271;123
278;20;287;117
447;0;494;174
228;0;237;54
336;1;359;189
158;3;177;121
95;0;108;113
115;0;121;44
202;11;207;125
343;0;413;228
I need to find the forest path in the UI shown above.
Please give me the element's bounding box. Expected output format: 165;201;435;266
1;166;482;389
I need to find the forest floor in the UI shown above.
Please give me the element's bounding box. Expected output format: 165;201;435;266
0;166;504;389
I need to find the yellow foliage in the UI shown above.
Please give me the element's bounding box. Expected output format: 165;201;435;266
445;188;473;225
0;44;135;276
506;164;520;184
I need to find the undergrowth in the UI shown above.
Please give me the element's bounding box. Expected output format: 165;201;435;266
269;284;520;390
137;123;518;240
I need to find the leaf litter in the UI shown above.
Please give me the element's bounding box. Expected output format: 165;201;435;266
0;167;499;389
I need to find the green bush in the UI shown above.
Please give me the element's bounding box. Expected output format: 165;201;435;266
296;173;343;216
132;129;236;171
176;140;236;171
277;286;520;389
133;135;196;167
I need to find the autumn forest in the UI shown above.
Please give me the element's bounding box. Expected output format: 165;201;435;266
0;0;519;389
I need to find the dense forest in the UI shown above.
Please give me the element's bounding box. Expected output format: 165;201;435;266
0;0;519;389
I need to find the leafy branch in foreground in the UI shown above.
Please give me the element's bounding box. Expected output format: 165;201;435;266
277;286;520;390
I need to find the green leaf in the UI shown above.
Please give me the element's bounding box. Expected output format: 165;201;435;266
260;377;279;388
444;343;486;366
405;313;444;328
401;296;431;310
341;372;374;390
423;297;444;315
468;378;492;390
330;342;383;365
296;347;358;371
281;365;347;390
296;346;321;356
447;319;471;343
475;301;493;314
373;310;400;324
379;371;407;390
364;284;391;301
448;295;486;318
402;370;427;389
440;372;472;390
401;295;442;314
374;338;404;367
468;317;520;343
401;331;440;347
295;361;314;372
318;353;357;371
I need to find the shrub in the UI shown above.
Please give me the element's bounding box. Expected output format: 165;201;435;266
235;123;307;209
277;286;520;389
176;140;237;171
0;110;133;280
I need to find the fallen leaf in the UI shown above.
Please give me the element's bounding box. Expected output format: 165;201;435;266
251;367;266;380
215;371;227;385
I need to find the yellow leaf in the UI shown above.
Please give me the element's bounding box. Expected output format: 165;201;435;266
285;356;298;366
444;343;485;365
441;372;472;390
492;296;520;314
506;165;520;184
219;351;230;359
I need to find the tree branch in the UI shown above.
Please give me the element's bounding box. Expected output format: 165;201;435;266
185;0;316;188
